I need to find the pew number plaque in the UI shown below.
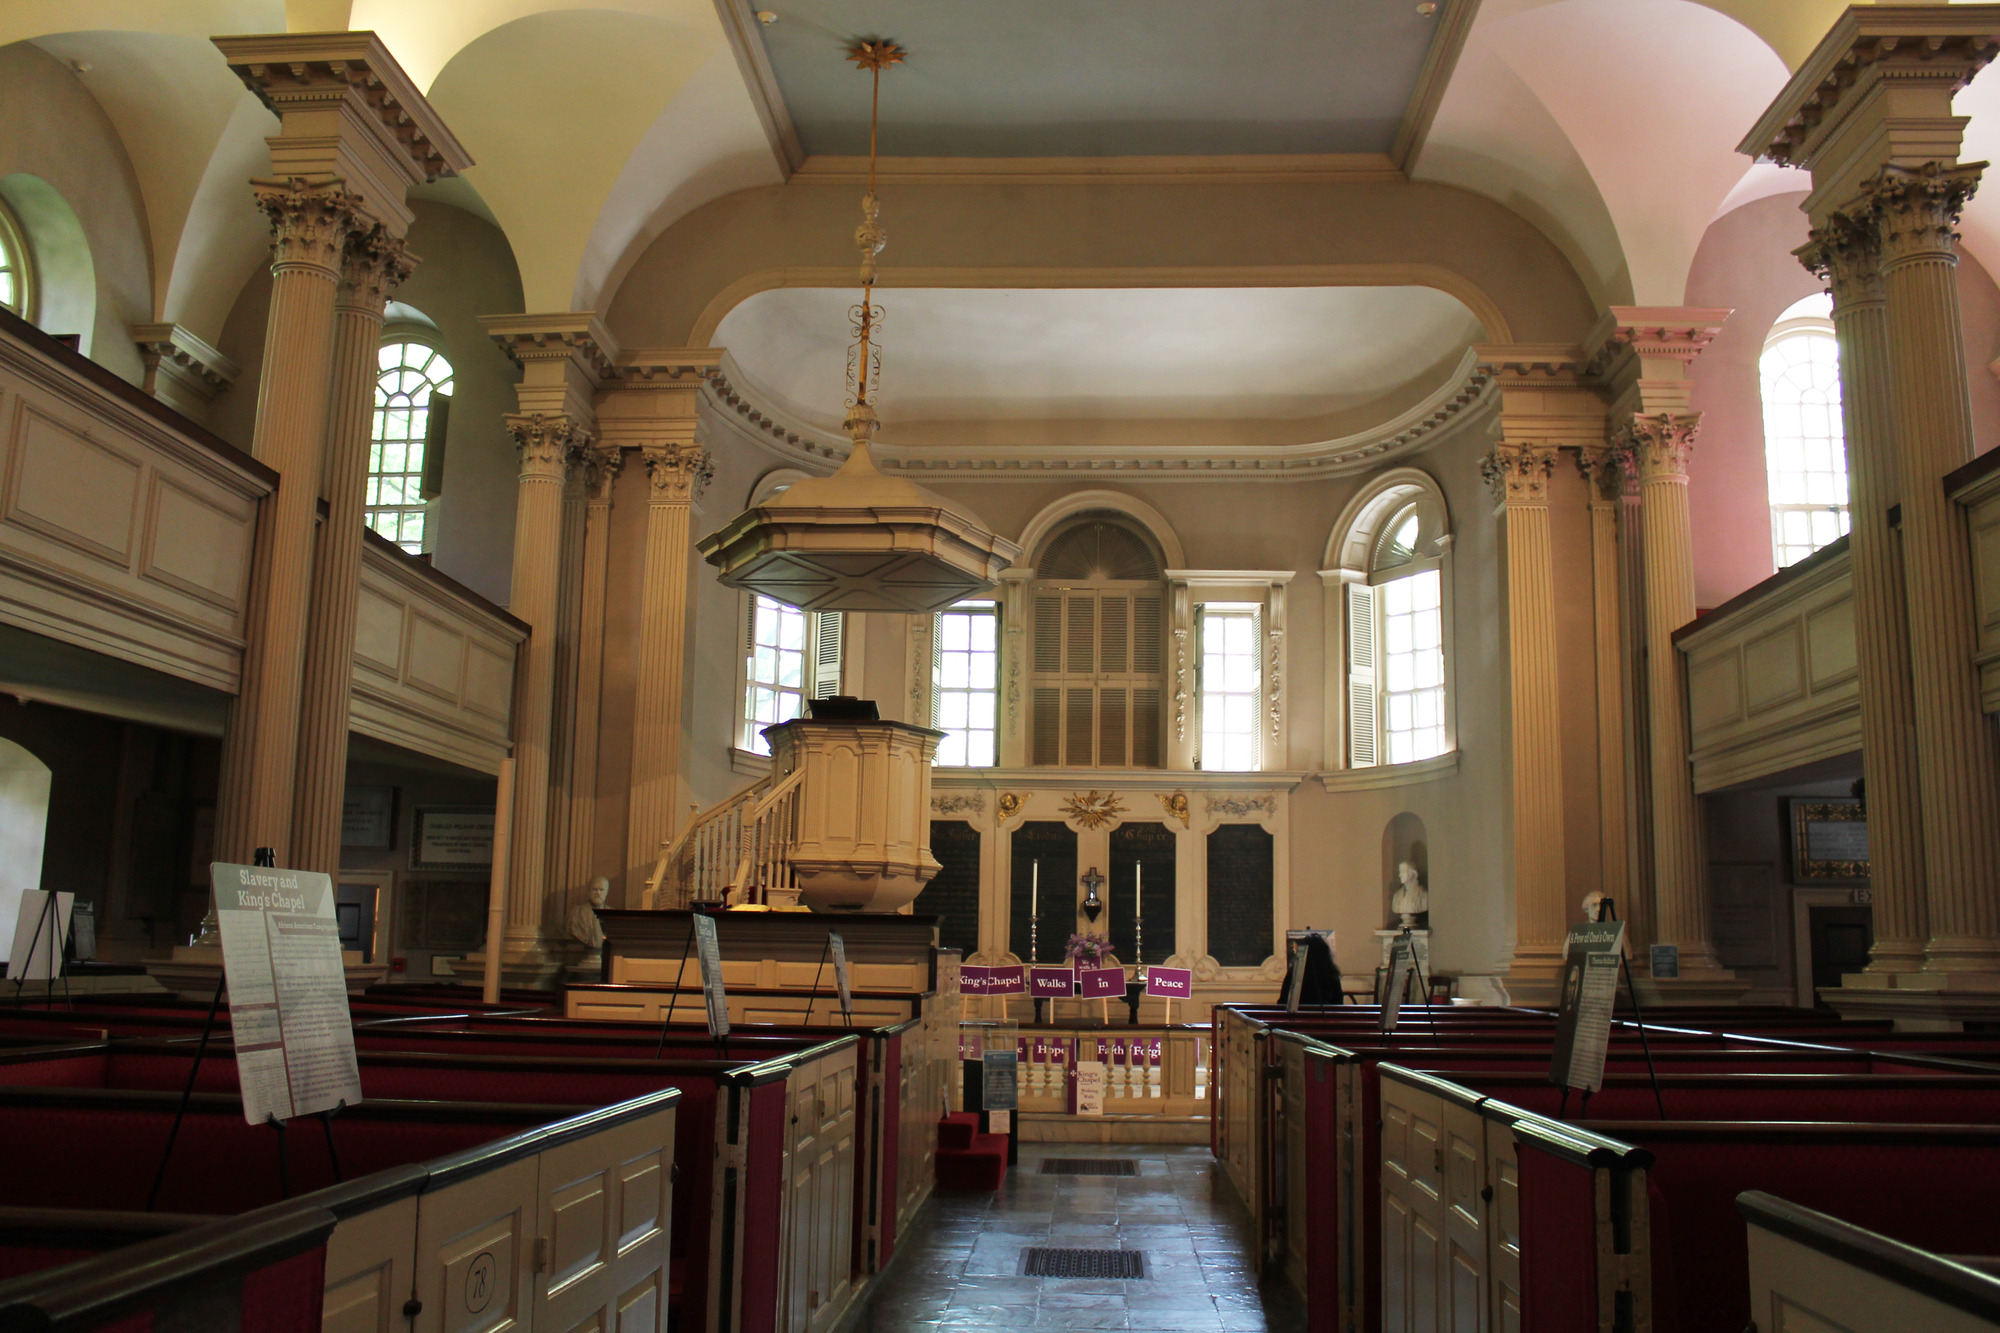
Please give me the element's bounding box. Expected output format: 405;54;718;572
212;861;363;1125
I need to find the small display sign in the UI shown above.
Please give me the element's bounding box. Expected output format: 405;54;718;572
828;931;853;1021
1030;965;1076;997
1079;965;1126;999
982;1047;1019;1111
1144;966;1193;998
985;964;1027;996
693;912;729;1039
1552;922;1628;1094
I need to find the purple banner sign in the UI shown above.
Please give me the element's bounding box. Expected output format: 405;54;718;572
1029;966;1077;997
1079;965;1126;998
1144;966;1193;998
958;965;991;994
986;964;1027;996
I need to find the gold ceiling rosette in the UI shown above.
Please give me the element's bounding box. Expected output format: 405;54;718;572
698;38;1021;614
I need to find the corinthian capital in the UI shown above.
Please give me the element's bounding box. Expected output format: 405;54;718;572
642;442;713;504
1796;209;1882;310
583;444;624;503
252;177;365;272
1481;441;1560;506
1626;412;1700;479
338;223;418;314
1575;442;1631;504
506;412;589;478
1865;161;1984;267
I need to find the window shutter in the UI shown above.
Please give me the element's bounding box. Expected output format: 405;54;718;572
1066;593;1096;674
1032;687;1062;766
810;611;843;699
1347;583;1378;768
1131;688;1161;767
1065;687;1095;766
1033;595;1062;672
1132;594;1162;673
1099;687;1128;765
1099;596;1129;673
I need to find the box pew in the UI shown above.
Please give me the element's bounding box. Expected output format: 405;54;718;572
0;1033;861;1333
0;1196;337;1333
1739;1189;2000;1333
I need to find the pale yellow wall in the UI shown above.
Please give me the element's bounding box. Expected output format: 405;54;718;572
0;42;151;383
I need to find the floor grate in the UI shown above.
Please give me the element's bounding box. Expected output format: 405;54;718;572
1037;1158;1138;1177
1022;1248;1146;1280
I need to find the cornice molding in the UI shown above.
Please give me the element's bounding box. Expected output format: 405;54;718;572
1739;6;2000;168
710;0;806;175
481;312;620;383
791;153;1405;187
698;346;1497;481
131;323;240;403
213;31;472;182
1392;0;1483;172
1583;306;1732;379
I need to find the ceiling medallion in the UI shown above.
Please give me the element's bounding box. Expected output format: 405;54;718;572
699;37;1020;613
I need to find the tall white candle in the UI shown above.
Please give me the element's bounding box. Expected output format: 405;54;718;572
1031;858;1039;919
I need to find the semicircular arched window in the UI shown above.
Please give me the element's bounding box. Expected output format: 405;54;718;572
1329;473;1453;770
368;337;454;553
1030;517;1165;767
1761;293;1849;568
0;200;33;321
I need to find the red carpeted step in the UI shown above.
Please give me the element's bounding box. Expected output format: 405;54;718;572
940;1112;981;1146
935;1129;1009;1191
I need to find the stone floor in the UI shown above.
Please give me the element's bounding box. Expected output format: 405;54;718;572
854;1143;1308;1333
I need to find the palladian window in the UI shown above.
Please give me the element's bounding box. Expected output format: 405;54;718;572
1029;518;1165;767
368;339;453;553
1761;292;1849;568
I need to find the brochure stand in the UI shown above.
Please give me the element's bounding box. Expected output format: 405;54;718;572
1598;896;1666;1118
8;889;73;1009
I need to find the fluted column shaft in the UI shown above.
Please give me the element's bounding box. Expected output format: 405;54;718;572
1618;480;1655;951
289;227;413;874
504;416;583;949
564;447;621;899
1869;164;2000;971
1489;442;1568;973
1580;448;1631;925
1633;415;1720;969
1801;218;1930;972
625;442;712;884
214;181;358;865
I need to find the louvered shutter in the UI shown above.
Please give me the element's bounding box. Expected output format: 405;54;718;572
1032;687;1062;765
1066;687;1095;766
810;611;843;699
1131;688;1162;767
1347;583;1379;767
1099;687;1128;765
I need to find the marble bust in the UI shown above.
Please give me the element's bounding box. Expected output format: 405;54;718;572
1391;860;1428;927
567;877;610;950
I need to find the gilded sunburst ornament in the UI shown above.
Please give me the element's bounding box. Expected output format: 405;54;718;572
1062;790;1127;830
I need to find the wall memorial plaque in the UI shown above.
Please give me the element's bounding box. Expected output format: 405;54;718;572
341;786;395;849
918;821;981;958
1110;821;1178;964
411;807;495;870
1206;823;1275;969
400;881;488;951
1010;822;1077;964
1792;798;1869;881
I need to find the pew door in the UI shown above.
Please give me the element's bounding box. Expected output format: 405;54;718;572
782;1046;859;1333
533;1103;677;1333
322;1194;418;1333
411;1156;539;1333
1484;1119;1523;1333
1381;1077;1445;1332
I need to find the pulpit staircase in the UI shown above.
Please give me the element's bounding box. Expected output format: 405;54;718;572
641;765;804;910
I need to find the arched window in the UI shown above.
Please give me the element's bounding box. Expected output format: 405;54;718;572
1761;293;1848;568
368;338;453;553
1327;470;1453;770
0;200;31;321
1030;517;1165;767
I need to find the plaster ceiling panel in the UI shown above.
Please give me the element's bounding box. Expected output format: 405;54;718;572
753;0;1445;157
425;8;730;311
0;2;282;47
715;285;1483;432
1483;0;1789;305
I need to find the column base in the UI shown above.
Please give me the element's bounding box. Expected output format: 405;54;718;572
1502;948;1567;1007
1820;975;2000;1031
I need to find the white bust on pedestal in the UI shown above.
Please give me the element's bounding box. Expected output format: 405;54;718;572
1391;860;1428;928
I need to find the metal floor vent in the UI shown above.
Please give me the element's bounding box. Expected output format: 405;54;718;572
1038;1158;1138;1177
1022;1248;1146;1280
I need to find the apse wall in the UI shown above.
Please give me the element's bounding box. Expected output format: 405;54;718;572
0;43;149;382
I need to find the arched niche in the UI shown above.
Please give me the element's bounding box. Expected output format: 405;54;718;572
1016;489;1185;572
0;738;52;961
1381;810;1428;928
0;173;95;354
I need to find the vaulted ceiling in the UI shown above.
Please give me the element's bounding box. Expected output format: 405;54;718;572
15;0;2000;448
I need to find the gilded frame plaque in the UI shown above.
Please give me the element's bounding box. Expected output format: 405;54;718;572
1790;798;1869;882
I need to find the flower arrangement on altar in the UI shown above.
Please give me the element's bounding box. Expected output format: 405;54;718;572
1065;932;1118;968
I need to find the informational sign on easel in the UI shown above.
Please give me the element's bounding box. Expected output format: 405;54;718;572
8;890;73;985
1378;932;1417;1033
1550;921;1627;1093
692;912;730;1039
828;931;853;1022
212;862;362;1125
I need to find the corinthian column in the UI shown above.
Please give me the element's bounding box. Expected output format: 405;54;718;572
504;413;585;963
1630;413;1728;977
290;225;415;875
563;445;622;900
213;180;359;866
1869;163;2000;977
1486;438;1568;988
624;441;712;885
1798;215;1928;980
1578;445;1632;928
